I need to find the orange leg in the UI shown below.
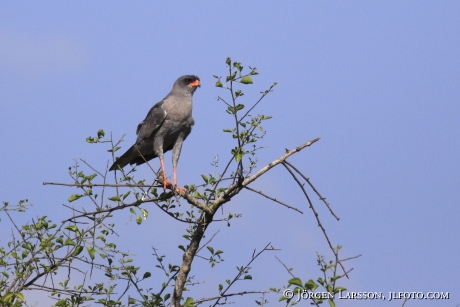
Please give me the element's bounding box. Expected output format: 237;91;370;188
159;160;185;194
172;166;186;195
173;166;177;186
159;158;171;189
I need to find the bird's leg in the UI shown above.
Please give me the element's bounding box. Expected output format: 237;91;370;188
173;166;177;186
159;157;171;189
172;166;186;195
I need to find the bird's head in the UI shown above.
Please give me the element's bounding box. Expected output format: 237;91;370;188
174;75;200;95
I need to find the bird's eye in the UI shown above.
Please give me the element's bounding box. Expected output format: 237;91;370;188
185;78;191;82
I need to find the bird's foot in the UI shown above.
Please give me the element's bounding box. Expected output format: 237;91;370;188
160;179;186;195
174;186;186;195
161;178;172;190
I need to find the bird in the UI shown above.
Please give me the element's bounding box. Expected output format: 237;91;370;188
109;75;200;193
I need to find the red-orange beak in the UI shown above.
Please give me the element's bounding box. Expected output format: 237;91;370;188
188;79;200;87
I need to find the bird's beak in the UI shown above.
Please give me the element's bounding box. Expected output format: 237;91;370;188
189;80;200;88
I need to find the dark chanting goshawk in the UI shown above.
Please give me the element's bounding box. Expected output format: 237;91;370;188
110;75;200;192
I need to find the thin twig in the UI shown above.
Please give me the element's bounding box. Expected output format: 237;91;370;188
44;181;211;214
275;256;295;278
195;291;269;305
212;243;277;307
44;182;163;188
197;230;221;254
284;160;339;221
237;84;275;124
245;186;303;214
214;138;320;206
281;162;349;278
340;254;362;262
80;159;105;178
402;297;409;307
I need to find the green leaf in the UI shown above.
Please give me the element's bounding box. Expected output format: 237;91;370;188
86;173;97;181
86;247;96;260
184;297;195;307
223;128;234;132
226;71;237;82
140;208;148;219
305;279;318;290
4;292;14;302
317;277;324;286
328;299;336;307
233;62;243;72
240;76;253;84
143;272;152;279
64;238;76;246
97;129;105;138
215;81;223;87
244;275;252;280
231;147;244;162
207;246;214;254
288;277;303;287
108;196;121;201
201;174;209;184
15;292;24;301
65;225;79;232
226;57;231;65
136;216;142;225
122;191;131;200
68;194;83;202
334;286;347;293
235;104;245;111
73;245;83;256
107;146;121;153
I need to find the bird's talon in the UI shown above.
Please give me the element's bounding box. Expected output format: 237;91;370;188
175;186;186;195
162;179;172;190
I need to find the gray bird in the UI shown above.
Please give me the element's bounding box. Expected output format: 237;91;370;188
109;75;200;191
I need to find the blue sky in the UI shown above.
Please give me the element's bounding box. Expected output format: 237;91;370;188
1;1;459;306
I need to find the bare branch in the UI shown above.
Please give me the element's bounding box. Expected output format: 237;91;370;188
283;160;339;221
214;138;320;208
197;230;221;254
180;192;213;214
275;256;296;278
281;162;349;278
237;83;275;124
195;290;269;305
43;182;163;188
212;243;277;307
44;181;211;214
245;186;303;214
244;138;320;187
340;254;362;262
61;195;168;223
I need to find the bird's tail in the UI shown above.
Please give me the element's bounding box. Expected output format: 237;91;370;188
109;145;138;171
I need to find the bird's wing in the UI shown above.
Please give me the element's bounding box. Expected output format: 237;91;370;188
136;102;167;141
